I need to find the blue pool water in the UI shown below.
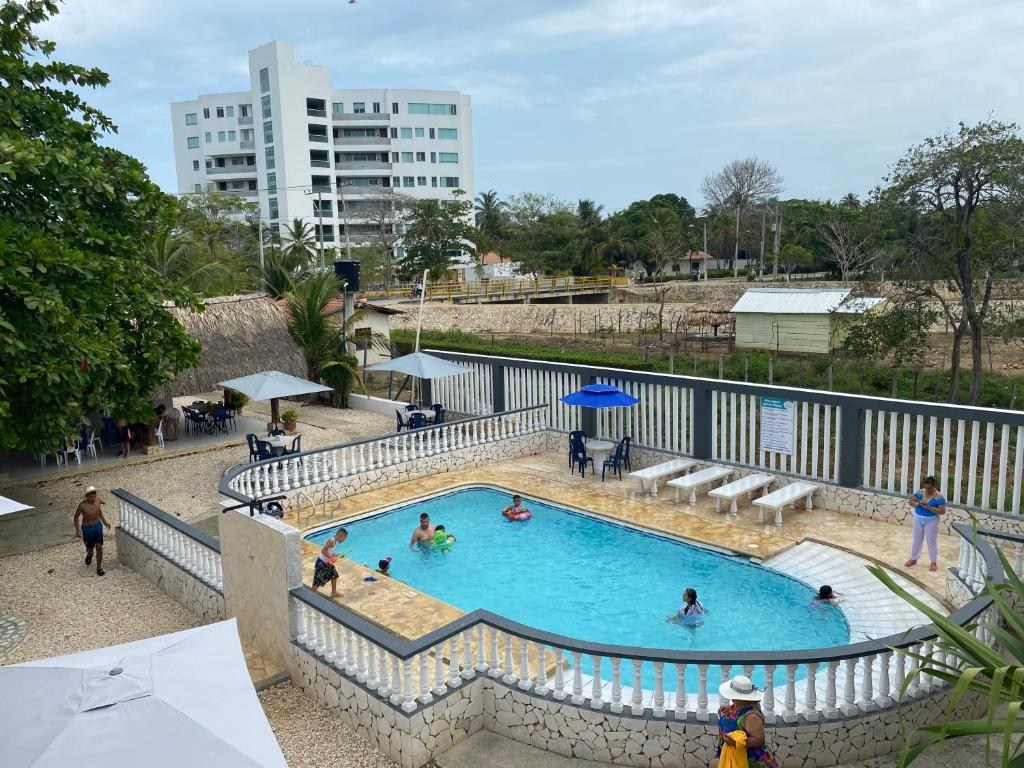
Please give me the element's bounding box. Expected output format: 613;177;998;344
306;487;848;692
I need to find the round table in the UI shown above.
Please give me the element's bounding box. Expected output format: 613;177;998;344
586;439;616;467
406;410;435;426
266;434;296;456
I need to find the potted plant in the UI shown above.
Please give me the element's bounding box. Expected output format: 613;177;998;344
225;388;250;411
280;409;298;434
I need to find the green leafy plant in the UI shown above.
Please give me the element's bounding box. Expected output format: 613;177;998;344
869;537;1022;767
280;409;298;423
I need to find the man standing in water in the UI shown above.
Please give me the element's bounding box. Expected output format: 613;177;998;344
409;512;435;549
74;486;111;576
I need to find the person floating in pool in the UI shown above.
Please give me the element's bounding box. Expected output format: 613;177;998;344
667;588;706;625
409;512;436;550
432;524;456;552
810;584;842;607
502;494;532;521
376;557;392;577
312;527;348;598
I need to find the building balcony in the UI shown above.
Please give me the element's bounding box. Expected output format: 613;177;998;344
237;115;253;125
331;112;390;122
333;136;390;146
307;108;327;118
311;159;331;168
334;161;392;171
336;184;385;196
313;210;334;218
308;134;329;143
217;187;259;198
240;140;255;150
206;165;257;175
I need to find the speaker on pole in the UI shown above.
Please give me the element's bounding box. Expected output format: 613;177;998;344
333;260;361;292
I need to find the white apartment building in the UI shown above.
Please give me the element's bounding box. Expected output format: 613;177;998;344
170;41;474;255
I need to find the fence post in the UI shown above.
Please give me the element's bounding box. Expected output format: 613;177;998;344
492;364;506;414
838;403;862;488
691;383;713;460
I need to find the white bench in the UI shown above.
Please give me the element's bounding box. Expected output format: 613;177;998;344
752;481;820;526
630;458;699;496
667;466;735;505
708;473;774;514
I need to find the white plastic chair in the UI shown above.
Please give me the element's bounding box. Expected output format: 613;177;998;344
64;436;82;465
87;428;102;459
154;420;165;448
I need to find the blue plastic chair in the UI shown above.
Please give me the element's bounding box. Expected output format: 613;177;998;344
409;412;426;429
620;436;633;471
287;435;302;455
395;410;408;432
571;445;593;478
568;430;586;468
255;440;274;461
405;403;418;413
211;408;230;433
269;428;285;437
431;404;445;424
602;441;626;482
245;433;259;462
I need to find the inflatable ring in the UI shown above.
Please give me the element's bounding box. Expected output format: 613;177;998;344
505;510;532;522
432;532;454;551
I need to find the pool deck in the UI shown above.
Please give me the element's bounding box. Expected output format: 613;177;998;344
289;451;957;646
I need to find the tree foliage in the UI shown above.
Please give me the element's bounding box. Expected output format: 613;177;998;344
0;0;200;451
396;193;476;280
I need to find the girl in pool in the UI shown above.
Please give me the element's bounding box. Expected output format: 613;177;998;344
811;585;842;606
667;588;706;625
432;525;456;551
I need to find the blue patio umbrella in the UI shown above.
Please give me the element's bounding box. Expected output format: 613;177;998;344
559;383;639;408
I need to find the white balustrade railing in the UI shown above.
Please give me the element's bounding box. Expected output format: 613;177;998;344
223;406;547;502
291;523;1000;718
114;490;223;591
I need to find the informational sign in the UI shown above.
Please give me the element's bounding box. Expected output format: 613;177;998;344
760;397;796;455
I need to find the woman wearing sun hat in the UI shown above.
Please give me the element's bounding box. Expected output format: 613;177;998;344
716;675;779;768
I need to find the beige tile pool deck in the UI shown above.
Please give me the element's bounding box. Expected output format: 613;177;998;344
289;452;957;646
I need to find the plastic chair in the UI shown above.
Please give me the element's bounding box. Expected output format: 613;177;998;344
620;436;632;472
255;440;274;461
568;430;586;468
87;428;102;459
405;403;419;413
571;446;593;478
431;404;445;424
211;408;230;434
395;410;407;432
602;441;625;482
269;428;285;437
287;435;302;455
245;433;259;462
409;412;426;429
154;420;165;447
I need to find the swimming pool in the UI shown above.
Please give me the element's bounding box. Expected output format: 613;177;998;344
306;486;848;691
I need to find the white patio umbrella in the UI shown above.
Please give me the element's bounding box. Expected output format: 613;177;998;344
218;369;332;426
0;493;33;516
0;618;287;768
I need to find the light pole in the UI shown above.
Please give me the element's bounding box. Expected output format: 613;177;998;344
303;187;327;271
337;179;353;260
702;220;708;282
245;208;265;290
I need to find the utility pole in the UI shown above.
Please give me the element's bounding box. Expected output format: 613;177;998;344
338;180;353;260
759;208;766;279
772;201;782;278
702;220;708;282
733;203;741;278
316;189;325;271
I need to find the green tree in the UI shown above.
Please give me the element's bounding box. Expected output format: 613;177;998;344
0;1;200;452
777;243;814;277
281;217;318;266
507;210;582;277
877;119;1024;404
607;194;697;275
144;227;231;296
176;192;257;294
349;242;387;287
575;199;607;275
397;193;476;280
474;190;507;252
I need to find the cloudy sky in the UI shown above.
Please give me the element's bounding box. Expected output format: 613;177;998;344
42;0;1023;212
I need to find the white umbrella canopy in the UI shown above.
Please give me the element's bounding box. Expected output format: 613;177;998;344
1;619;287;768
0;494;33;516
365;351;471;379
218;370;332;426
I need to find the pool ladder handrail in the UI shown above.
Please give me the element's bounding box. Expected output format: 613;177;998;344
293;490;315;528
320;484;342;518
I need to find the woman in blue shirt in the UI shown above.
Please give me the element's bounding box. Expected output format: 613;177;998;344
905;475;945;572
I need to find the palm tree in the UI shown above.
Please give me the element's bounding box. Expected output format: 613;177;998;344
474;190;507;249
576;199;604;227
144;228;231;296
282;217;318;266
840;192;861;208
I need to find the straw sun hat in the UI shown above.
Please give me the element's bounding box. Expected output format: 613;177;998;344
719;675;765;703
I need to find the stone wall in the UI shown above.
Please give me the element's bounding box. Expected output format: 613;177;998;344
115;528;224;623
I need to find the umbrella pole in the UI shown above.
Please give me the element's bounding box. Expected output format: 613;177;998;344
271;398;280;428
414;268;428;353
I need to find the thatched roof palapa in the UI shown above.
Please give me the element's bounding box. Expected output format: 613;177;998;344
156;294;308;399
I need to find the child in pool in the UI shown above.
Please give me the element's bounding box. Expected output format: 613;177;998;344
668;588;706;624
376;557;392;577
433;525;456;549
811;584;842;607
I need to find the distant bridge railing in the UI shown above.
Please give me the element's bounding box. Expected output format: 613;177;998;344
360;275;624;302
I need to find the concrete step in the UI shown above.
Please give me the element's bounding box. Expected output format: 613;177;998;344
435;731;616;768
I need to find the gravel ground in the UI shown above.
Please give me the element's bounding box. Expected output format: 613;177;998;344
259;683;398;768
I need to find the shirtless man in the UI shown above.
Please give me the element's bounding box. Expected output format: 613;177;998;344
74;486;111;576
409;512;435;549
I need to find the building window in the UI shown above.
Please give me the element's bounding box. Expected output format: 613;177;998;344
217;131;226;142
246;156;255;166
431;176;437;187
203;107;210;119
263;122;274;144
430;152;436;163
259;67;270;93
416;152;426;162
185;112;198;126
439;152;458;163
313;198;333;216
372;102;381;113
417;176;426;186
392;176;401;186
332;102;345;114
438;128;458;140
415;127;424;138
248;179;257;190
215;157;226;167
241;129;253;142
311;174;331;191
268;196;279;219
186;136;199;149
226;105;235;117
217;181;228;191
400;127;412;139
193;183;202;193
440;176;459;187
429;127;435;139
391;102;399;114
265;147;275;170
401;152;413;163
192;159;200;171
204;131;212;143
261;95;271;119
389;127;398;139
353;102;365;113
240;104;250;117
267;172;277;192
231;157;244;165
215;107;223;118
407;102;456;115
227;130;236;141
315;224;335;242
403;176;415;188
310;149;330;168
391;152;399;162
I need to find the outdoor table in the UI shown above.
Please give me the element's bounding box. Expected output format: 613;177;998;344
407;410;436;425
266;433;296;456
585;438;615;467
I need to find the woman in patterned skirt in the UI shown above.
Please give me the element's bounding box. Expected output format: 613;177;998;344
716;675;779;767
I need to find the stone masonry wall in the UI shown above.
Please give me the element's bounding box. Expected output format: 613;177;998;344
115;528;224;623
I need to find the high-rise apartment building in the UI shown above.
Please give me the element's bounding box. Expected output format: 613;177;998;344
170;41;473;253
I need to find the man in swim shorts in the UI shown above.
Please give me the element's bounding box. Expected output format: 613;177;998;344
74;486;111;576
409;512;435;549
